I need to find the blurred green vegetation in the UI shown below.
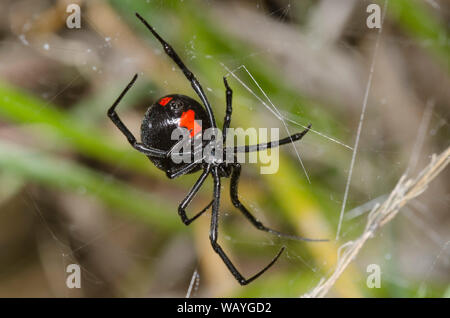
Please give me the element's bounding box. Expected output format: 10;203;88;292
387;0;449;69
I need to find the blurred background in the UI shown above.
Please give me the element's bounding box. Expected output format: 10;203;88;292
0;0;448;297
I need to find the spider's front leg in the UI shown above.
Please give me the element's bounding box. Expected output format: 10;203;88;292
209;167;285;285
230;124;312;153
177;164;213;225
107;74;167;158
230;163;327;242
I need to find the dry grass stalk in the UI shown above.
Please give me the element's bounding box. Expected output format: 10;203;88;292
303;146;450;298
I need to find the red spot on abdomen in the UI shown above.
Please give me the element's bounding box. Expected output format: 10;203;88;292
159;97;172;106
179;109;202;137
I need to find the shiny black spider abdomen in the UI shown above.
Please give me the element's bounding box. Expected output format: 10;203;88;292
107;12;325;286
141;94;211;176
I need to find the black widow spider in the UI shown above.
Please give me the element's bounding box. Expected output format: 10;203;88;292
107;13;324;285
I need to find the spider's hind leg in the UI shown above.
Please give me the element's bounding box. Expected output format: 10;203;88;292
135;12;217;129
107;74;167;158
177;165;213;225
230;163;327;242
222;76;233;144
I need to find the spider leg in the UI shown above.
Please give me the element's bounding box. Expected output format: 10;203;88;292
135;13;217;129
210;167;285;285
107;74;167;158
222;77;233;144
230;163;327;242
230;124;312;153
167;158;204;179
178;165;213;225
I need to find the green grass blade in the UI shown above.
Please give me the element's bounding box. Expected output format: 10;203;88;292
0;141;183;232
